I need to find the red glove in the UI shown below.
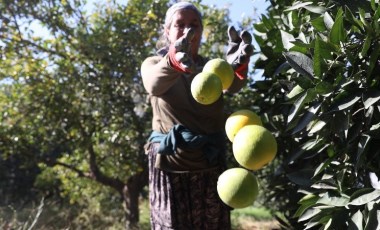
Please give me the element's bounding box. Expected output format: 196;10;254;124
234;62;249;80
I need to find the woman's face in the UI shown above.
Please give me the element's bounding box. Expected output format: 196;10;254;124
165;9;202;58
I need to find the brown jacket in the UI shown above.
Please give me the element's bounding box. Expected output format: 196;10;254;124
141;53;246;172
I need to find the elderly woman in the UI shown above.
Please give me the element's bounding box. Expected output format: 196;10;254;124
140;2;253;229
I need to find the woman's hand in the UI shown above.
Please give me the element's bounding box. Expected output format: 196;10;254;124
169;27;196;73
226;26;254;79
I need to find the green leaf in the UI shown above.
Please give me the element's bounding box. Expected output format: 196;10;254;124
309;119;327;134
330;110;350;135
363;90;380;109
311;181;337;190
327;91;361;113
286;169;314;186
287;89;316;123
294;194;319;218
286;84;304;100
311;16;326;32
289;138;323;162
345;6;364;32
371;0;377;11
298;207;322;222
285;1;313;11
368;122;380;138
287;91;308;123
292;102;321;134
317;192;349;207
305;214;332;230
324;12;334;30
349;210;363;230
292;40;313;48
261;15;274;30
303;5;326;14
349;188;380;206
355;134;371;171
364;203;380;230
313;37;326;78
314;81;334;95
374;4;380;21
284;51;314;79
254;22;268;33
294;73;314;89
359;9;370;28
329;8;346;45
313;157;334;178
361;36;372;57
281;30;296;50
367;43;380;79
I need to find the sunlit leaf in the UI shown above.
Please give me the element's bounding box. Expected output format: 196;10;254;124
285;2;313;11
324;12;334;30
349;188;380;206
327;91;361;113
298;208;321;222
294;194;319;218
317;192;349;207
303;5;326;14
292;102;321;134
350;210;364;230
287;89;316;123
281;30;296;50
363;90;380;109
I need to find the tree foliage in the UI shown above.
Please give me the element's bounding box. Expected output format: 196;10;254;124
253;0;380;228
0;0;233;228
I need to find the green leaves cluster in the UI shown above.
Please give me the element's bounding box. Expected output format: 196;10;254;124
252;0;380;228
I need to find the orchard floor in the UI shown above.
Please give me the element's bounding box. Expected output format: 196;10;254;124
233;217;280;230
231;205;280;230
139;199;280;230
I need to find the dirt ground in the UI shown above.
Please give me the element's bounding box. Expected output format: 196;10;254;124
235;218;280;230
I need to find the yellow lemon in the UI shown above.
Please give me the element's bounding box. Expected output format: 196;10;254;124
225;109;262;142
233;125;277;170
191;71;222;105
217;167;259;209
203;58;234;90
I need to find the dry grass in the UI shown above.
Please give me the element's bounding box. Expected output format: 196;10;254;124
234;217;280;230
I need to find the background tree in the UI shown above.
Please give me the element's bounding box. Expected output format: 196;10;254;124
252;0;380;228
0;0;235;228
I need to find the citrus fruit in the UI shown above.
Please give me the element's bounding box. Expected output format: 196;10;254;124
191;71;222;105
225;109;262;142
217;167;259;209
233;125;277;170
203;58;234;90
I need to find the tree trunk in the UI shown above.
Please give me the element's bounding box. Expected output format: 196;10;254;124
122;169;148;229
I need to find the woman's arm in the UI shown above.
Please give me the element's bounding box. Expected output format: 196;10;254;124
141;55;181;96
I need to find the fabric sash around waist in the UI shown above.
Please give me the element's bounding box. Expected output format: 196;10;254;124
148;124;226;165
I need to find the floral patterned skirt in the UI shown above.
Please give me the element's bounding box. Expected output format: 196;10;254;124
147;143;231;230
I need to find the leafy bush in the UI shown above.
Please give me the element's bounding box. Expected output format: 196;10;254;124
252;0;380;228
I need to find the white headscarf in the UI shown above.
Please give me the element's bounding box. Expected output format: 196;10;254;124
164;2;203;30
156;2;203;55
